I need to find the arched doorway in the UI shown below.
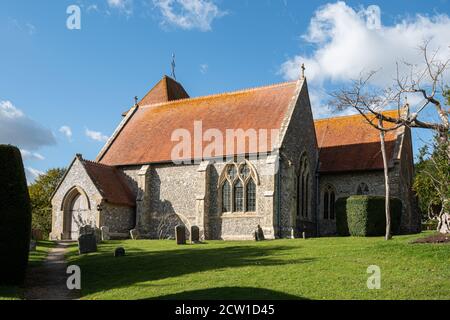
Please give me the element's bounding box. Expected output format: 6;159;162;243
62;187;90;240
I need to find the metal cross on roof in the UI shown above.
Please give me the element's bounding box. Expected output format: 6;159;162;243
301;63;306;79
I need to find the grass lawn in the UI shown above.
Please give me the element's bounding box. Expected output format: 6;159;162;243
66;232;450;300
0;241;54;300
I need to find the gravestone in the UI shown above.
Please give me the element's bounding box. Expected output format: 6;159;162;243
79;225;94;236
130;229;140;240
29;240;37;252
94;228;102;244
78;233;97;254
114;247;126;257
255;225;265;241
175;225;186;245
101;226;110;241
190;226;200;243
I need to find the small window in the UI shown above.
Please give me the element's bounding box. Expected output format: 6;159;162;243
330;191;336;220
234;180;244;212
222;181;231;212
323;185;336;220
357;183;370;195
246;179;256;212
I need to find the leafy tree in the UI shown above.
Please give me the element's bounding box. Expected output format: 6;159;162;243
28;168;66;237
414;135;450;232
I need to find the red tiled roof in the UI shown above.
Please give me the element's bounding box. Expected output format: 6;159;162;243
81;159;135;206
98;81;299;166
314;111;402;173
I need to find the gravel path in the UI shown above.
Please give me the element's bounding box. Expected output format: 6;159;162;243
24;241;79;300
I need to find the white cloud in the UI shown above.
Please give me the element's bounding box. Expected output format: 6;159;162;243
0;100;56;150
280;1;450;117
107;0;133;15
85;128;109;142
281;2;450;85
25;167;44;183
59;126;73;140
20;149;45;161
153;0;226;31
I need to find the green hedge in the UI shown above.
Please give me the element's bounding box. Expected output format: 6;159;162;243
0;145;32;285
336;196;402;237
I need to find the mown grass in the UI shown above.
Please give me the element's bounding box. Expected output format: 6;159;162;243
0;241;54;300
65;232;450;300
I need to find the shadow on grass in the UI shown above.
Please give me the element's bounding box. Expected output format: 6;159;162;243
69;243;314;298
144;287;308;300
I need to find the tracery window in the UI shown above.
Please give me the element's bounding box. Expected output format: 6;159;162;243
220;161;259;213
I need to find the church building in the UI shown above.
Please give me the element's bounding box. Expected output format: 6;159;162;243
50;75;420;241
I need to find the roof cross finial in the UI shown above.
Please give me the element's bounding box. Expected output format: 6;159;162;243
134;96;138;106
171;53;176;80
301;63;306;79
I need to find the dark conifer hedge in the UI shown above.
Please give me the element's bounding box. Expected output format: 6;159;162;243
0;145;32;285
336;196;402;236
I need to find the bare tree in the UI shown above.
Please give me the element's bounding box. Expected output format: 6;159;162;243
330;41;450;235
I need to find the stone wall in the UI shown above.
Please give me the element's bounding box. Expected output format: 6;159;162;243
100;203;135;235
119;156;278;240
278;79;319;238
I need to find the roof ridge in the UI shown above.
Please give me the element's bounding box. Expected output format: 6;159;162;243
314;109;400;122
82;158;115;169
139;80;298;109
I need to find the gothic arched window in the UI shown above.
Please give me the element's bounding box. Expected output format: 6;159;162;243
246;179;256;212
219;161;259;213
357;182;370;195
323;185;336;220
234;180;244;212
222;181;231;212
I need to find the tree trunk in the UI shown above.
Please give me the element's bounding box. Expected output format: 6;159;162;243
437;200;450;234
380;127;392;240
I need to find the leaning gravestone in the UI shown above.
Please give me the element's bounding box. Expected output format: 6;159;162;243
176;225;186;245
190;226;200;243
101;226;110;241
114;247;126;257
78;233;97;254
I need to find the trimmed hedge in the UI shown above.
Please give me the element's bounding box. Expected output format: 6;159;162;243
336;196;402;237
0;145;32;285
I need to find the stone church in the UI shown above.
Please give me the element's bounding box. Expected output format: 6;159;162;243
50;75;420;241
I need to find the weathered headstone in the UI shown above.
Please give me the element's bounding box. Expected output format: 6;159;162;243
255;225;265;241
79;225;94;236
175;225;186;245
94;227;102;244
190;226;200;243
29;240;37;252
114;247;126;257
130;229;140;240
101;226;110;241
78;233;97;254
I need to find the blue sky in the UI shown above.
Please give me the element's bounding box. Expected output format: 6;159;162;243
1;0;449;181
